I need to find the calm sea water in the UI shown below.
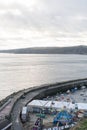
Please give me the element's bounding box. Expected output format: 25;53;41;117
0;53;87;100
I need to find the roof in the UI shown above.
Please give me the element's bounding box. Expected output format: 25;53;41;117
22;107;27;114
53;110;72;123
28;100;87;110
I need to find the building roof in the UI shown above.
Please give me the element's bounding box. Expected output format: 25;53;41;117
28;100;87;110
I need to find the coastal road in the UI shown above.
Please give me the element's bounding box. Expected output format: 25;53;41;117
11;88;46;130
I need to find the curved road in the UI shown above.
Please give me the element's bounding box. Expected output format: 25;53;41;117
11;88;46;130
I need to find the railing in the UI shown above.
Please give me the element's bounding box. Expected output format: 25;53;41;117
1;122;12;130
0;99;11;112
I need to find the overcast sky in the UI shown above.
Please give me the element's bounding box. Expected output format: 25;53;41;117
0;0;87;49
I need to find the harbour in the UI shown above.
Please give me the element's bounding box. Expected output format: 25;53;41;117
0;78;87;130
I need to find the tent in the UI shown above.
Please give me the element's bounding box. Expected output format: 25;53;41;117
53;110;73;125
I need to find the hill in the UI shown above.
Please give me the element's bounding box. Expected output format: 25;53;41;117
0;45;87;54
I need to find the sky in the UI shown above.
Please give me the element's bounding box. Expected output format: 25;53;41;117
0;0;87;49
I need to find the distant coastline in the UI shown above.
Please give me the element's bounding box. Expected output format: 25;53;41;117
0;45;87;54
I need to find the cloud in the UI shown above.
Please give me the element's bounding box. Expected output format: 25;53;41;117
0;0;87;49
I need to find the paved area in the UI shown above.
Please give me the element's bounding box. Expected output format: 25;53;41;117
27;88;87;130
44;88;87;103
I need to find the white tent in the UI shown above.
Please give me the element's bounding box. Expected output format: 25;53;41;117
28;100;87;111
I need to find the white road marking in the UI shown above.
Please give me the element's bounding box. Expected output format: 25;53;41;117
16;117;19;123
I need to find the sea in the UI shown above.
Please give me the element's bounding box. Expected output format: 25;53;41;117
0;53;87;100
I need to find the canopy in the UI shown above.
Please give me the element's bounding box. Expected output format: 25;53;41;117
28;100;87;110
53;110;73;124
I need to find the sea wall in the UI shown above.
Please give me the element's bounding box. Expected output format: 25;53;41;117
30;78;87;100
2;78;87;115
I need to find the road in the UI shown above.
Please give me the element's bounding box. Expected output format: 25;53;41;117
11;88;46;130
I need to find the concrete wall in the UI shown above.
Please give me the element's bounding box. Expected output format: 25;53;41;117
33;79;87;99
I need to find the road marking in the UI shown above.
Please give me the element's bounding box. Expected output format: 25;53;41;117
16;117;19;123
